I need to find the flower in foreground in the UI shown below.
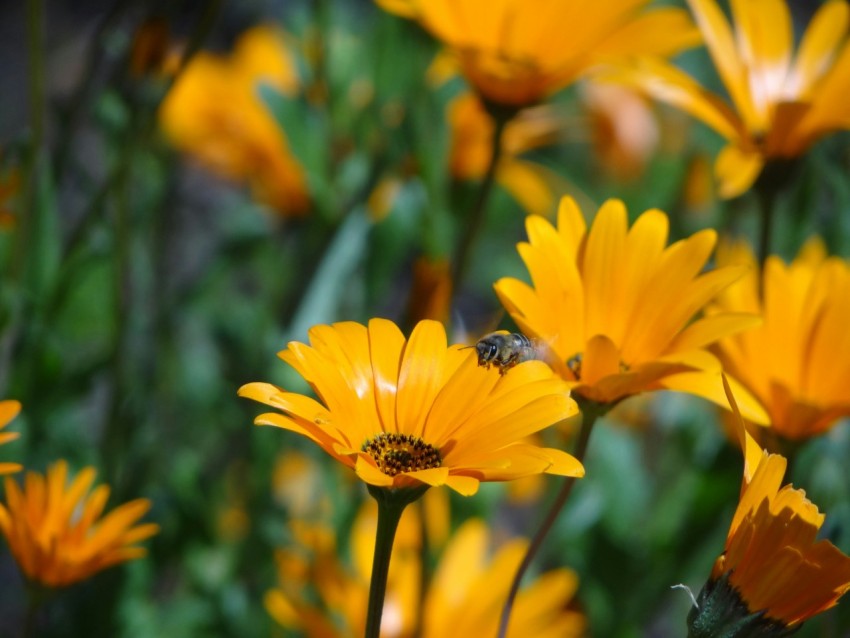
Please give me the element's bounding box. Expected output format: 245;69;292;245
0;399;22;475
159;25;309;215
494;196;766;419
605;0;850;198
687;379;850;636
266;502;586;637
0;460;159;588
377;0;699;108
239;318;582;496
710;236;850;441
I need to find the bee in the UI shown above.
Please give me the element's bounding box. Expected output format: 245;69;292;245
471;331;545;375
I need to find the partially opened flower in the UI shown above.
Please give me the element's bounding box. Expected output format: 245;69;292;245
0;400;22;475
711;236;850;441
159;25;309;215
687;379;850;636
0;460;159;588
240;319;582;496
606;0;850;198
377;0;699;108
266;502;586;637
494;196;766;419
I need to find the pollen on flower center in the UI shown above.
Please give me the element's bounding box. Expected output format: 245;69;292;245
361;433;442;477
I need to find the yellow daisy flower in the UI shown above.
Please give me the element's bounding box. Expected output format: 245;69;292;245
376;0;699;108
688;379;850;634
266;502;586;637
711;236;850;441
159;25;309;215
494;196;767;419
0;460;159;588
239;318;583;496
0;400;22;475
607;0;850;198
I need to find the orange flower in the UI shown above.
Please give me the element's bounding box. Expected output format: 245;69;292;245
0;461;159;587
711;237;850;441
687;379;850;634
266;502;586;637
606;0;850;198
494;196;767;419
0;400;21;475
377;0;699;107
159;25;309;215
239;318;582;496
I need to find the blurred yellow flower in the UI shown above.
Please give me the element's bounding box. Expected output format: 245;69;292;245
688;379;850;634
581;83;659;181
272;450;332;521
377;0;699;107
267;503;586;637
266;502;421;636
711;237;850;441
494;196;767;419
159;25;309;215
607;0;850;198
0;400;22;475
449;92;565;216
0;460;159;588
239;318;582;496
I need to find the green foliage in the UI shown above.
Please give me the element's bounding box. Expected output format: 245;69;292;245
2;1;850;636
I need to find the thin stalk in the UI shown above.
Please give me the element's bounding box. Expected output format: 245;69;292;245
0;0;47;393
496;402;603;638
25;0;45;153
414;505;431;638
450;111;510;293
755;182;776;268
13;0;46;282
22;582;47;638
176;0;223;75
365;485;428;638
102;160;131;487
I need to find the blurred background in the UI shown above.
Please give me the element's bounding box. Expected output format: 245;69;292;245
2;0;850;636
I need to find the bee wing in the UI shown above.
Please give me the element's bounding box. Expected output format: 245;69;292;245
530;334;561;366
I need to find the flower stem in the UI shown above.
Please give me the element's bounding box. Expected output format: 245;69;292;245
753;159;796;268
755;180;776;268
497;401;604;638
22;582;47;638
450;107;512;294
365;485;428;638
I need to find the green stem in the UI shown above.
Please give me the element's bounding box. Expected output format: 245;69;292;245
26;0;45;154
451;109;511;293
12;0;46;284
176;0;223;76
102;163;131;487
755;181;776;268
496;401;604;638
22;582;47;638
365;485;428;638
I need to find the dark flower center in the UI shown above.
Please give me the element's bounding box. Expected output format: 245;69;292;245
362;433;442;477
